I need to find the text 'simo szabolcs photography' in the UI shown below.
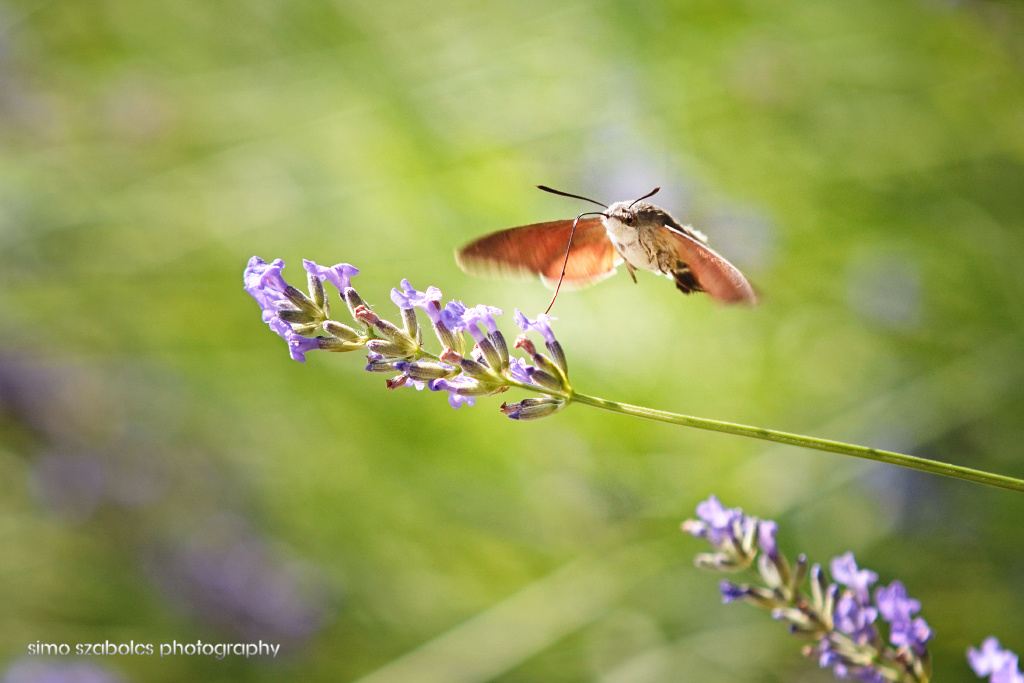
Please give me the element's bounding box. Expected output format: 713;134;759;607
3;2;1024;683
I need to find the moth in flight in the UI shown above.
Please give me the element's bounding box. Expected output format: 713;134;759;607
456;186;757;311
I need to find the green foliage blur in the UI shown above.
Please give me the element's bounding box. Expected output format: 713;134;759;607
1;0;1023;681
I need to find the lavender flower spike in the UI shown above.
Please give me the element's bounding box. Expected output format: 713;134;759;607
244;258;569;415
685;496;933;683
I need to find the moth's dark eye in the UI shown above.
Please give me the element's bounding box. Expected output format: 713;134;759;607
625;216;634;225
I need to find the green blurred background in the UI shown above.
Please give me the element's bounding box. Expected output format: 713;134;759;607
1;0;1023;681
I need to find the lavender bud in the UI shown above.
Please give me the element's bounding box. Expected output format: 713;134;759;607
401;307;421;345
365;339;413;360
525;366;567;392
344;288;370;328
810;561;828;613
290;322;324;337
277;308;317;324
459;357;495;379
489;331;509;368
720;581;748;603
322;320;365;342
514;334;536;356
391;361;455;382
283;285;321;317
694;551;745;571
432;318;462;354
472;338;503;372
307;269;327;310
530;353;569;388
371;318;418;354
757;553;783;591
430;377;494;397
499;396;565;420
317;337;364;353
546;340;568;375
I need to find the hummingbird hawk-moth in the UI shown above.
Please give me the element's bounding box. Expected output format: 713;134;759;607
456;186;757;310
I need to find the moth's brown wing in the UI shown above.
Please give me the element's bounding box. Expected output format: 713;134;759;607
456;218;621;290
665;227;757;304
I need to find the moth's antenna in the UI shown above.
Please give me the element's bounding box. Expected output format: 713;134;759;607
537;185;608;209
628;187;660;210
545;210;605;315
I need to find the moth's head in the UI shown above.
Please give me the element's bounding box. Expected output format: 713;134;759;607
604;200;669;229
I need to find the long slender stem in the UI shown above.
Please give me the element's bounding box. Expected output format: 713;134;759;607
569;391;1024;493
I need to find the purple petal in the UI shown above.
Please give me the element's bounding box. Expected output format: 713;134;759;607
244;256;292;320
439;300;468;332
834;592;878;644
757;519;779;558
994;663;1024;683
874;580;920;625
428;376;479;409
830;552;878;603
890;616;933;654
390;279;442;310
695;495;743;545
303;260;359;293
969;638;1016;678
463;304;503;335
267;317;318;363
447;393;475;409
514;309;557;344
508;357;536;384
287;336;320;363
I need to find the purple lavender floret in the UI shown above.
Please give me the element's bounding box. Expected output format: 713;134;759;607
244;256;292;322
817;639;848;675
969;638;1023;683
460;304;503;343
439;300;468;331
391;279;443;322
875;580;932;653
507;357;536;384
692;494;743;546
514;309;557;344
757;519;779;559
874;580;920;624
303;259;358;293
890;617;933;655
269;317;319;363
833;592;878;644
428;376;477;409
830;552;878;604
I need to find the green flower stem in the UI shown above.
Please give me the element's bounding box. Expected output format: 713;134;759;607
568;391;1024;494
